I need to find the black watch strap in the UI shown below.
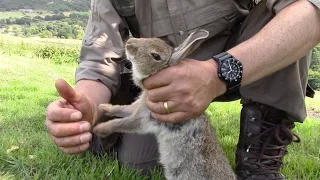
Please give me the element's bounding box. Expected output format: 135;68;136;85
213;52;232;63
213;52;243;102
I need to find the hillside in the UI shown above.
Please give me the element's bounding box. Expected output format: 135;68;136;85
0;0;90;12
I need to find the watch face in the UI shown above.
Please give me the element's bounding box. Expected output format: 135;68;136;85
219;58;243;83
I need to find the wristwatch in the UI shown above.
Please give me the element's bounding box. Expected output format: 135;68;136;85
212;52;243;101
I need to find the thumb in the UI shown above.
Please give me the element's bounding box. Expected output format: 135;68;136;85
55;79;82;105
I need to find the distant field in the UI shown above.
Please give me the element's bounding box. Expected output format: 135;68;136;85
0;11;52;19
63;11;90;16
0;11;89;20
0;34;81;45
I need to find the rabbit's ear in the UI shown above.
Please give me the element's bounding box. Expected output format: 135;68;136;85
169;29;209;66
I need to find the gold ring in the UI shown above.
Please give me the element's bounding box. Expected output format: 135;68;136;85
163;101;170;114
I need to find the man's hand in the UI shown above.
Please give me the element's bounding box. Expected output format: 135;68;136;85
45;79;97;154
143;59;226;123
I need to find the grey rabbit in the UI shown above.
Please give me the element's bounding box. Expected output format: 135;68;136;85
93;29;236;180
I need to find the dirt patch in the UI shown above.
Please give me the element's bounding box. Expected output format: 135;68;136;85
307;107;320;120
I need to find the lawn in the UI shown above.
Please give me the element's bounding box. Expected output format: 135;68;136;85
0;35;319;179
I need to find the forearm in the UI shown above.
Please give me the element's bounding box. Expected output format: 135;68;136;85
75;80;112;118
227;0;320;86
75;79;112;105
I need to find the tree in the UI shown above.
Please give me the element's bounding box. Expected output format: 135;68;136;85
0;19;6;25
311;45;320;69
34;16;44;21
45;15;52;21
0;0;90;11
38;30;53;38
5;19;12;24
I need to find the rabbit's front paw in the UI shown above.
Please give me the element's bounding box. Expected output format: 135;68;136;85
99;104;113;116
93;122;113;137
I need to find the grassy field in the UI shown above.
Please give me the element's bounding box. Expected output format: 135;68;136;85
0;11;89;20
0;11;52;20
0;34;82;45
0;35;319;179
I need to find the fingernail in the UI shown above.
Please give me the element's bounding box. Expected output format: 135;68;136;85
79;143;90;151
79;122;91;132
70;112;82;120
80;133;92;143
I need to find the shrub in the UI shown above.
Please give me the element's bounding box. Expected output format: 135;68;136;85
35;43;80;64
0;37;31;55
0;35;80;64
309;44;320;90
38;30;53;38
308;70;320;90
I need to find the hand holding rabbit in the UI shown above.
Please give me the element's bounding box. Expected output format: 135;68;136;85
144;58;226;123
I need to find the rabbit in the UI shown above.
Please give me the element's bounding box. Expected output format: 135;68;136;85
93;29;236;180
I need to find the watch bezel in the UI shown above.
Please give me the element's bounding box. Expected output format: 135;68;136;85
217;57;243;83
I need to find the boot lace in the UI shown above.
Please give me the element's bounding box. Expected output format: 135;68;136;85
243;117;300;179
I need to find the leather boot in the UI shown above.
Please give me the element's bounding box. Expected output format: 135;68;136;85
235;102;300;180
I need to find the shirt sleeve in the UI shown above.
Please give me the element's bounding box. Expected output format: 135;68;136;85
75;0;129;96
308;0;320;8
266;0;320;14
265;0;297;14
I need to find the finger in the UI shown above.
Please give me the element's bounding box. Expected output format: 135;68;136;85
46;101;82;122
146;99;178;114
143;68;173;90
60;98;77;109
146;85;175;102
58;143;90;154
51;132;92;147
55;79;82;104
151;112;191;124
46;120;91;137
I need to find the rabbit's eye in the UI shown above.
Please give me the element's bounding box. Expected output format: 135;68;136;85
151;53;161;61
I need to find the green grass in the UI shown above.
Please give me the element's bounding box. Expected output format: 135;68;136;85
0;49;163;180
0;35;319;179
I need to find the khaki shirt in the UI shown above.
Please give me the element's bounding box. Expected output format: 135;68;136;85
76;0;319;120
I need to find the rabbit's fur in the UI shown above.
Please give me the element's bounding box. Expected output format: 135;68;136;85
93;29;235;180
